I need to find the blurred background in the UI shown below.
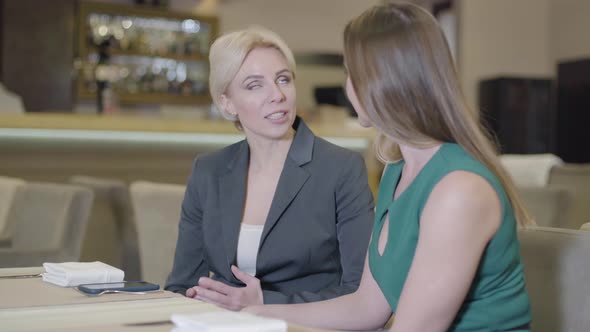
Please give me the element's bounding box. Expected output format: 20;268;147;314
0;0;590;262
1;4;589;329
1;0;589;160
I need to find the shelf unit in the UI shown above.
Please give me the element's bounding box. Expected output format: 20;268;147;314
76;2;218;106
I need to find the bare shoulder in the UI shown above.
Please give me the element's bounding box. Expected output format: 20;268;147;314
422;171;502;236
434;171;498;204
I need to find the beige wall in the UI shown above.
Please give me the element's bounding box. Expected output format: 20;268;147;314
166;0;374;111
217;0;380;53
549;0;590;65
217;0;381;111
166;0;382;52
294;65;346;113
188;0;378;111
457;0;552;109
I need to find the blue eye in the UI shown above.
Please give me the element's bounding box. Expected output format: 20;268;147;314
277;75;291;84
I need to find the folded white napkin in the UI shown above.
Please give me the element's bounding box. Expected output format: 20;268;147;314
42;261;125;287
170;312;287;332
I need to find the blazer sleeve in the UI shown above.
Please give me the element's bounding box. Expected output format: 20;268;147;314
164;158;209;294
262;153;375;304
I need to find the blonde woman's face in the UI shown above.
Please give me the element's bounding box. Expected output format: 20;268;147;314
222;47;296;140
345;76;372;128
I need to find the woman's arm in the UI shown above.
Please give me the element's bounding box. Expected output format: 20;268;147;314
246;254;392;331
389;171;502;332
164;158;209;294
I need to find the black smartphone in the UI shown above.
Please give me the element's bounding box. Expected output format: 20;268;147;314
77;281;160;295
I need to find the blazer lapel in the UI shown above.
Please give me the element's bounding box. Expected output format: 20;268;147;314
259;117;314;248
260;160;309;248
218;142;249;271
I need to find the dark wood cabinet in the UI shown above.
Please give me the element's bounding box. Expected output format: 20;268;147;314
0;0;4;82
1;0;76;111
556;59;590;163
478;77;555;154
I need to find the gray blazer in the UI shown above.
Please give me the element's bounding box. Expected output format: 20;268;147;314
165;117;374;304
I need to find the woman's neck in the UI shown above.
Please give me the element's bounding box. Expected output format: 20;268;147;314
246;128;295;172
398;143;442;178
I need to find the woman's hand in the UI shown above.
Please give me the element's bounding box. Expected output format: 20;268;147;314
242;304;265;315
186;265;263;311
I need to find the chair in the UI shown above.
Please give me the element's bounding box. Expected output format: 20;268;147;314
548;164;590;229
0;82;25;113
519;226;590;332
500;154;563;188
0;182;93;267
129;181;185;287
517;186;572;228
0;176;25;248
70;175;141;281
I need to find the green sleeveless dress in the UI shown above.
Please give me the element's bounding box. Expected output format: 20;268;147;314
369;143;531;331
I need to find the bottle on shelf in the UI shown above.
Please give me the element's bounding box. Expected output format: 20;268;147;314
79;3;216;106
95;37;119;114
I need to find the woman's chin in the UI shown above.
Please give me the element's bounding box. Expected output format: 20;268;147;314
255;125;295;142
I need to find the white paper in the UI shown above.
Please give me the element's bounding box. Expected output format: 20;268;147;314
170;311;287;332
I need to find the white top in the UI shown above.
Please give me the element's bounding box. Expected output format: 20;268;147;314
236;224;264;277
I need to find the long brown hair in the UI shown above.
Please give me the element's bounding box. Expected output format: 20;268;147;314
344;2;533;226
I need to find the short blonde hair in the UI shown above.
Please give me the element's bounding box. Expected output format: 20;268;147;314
209;26;296;121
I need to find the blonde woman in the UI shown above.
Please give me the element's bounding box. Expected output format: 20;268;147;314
165;26;374;311
246;3;532;331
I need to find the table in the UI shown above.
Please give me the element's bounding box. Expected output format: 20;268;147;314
0;267;336;332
